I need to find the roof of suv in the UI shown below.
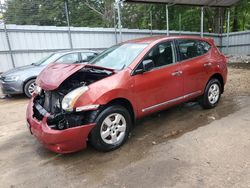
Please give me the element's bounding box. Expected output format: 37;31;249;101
125;35;212;44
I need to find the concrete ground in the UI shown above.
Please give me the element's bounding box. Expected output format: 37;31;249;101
0;65;250;188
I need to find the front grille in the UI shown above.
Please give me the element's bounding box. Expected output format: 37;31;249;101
32;90;87;130
33;102;47;121
43;91;62;114
32;90;63;121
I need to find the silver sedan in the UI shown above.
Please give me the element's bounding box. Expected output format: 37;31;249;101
0;50;98;97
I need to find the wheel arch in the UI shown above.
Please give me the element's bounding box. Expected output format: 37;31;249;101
87;97;135;151
23;77;36;92
104;98;136;125
208;73;224;93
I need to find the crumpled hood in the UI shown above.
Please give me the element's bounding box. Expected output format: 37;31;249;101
36;63;85;90
36;63;115;91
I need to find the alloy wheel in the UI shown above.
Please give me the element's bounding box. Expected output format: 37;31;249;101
28;82;36;96
208;83;220;104
100;113;126;145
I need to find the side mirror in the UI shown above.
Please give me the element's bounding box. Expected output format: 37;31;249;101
143;59;154;72
134;59;154;75
134;68;144;75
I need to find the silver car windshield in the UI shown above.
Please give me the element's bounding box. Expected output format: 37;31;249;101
89;43;148;70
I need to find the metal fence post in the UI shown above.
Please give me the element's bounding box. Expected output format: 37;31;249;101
1;2;15;68
179;13;182;35
226;9;230;54
3;23;15;68
201;7;204;37
166;5;169;36
65;0;73;49
115;0;122;43
150;9;153;36
113;4;118;44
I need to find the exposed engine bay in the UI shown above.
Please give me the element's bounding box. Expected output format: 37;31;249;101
33;67;113;130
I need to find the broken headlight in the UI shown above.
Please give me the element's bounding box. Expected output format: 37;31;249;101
61;86;89;112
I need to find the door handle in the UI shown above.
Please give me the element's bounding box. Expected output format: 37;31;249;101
204;62;212;67
171;70;183;76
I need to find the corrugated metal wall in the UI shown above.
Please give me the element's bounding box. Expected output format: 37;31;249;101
0;24;249;72
221;31;250;54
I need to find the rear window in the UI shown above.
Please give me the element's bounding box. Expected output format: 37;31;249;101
178;39;211;61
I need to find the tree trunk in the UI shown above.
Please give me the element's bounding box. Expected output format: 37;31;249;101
232;6;239;32
214;8;225;34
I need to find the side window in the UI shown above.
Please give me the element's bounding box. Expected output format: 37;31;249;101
178;39;211;61
200;41;211;53
81;52;97;62
143;41;176;69
56;53;79;64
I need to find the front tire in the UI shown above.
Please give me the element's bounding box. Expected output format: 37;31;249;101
88;105;131;152
24;79;36;98
199;78;222;109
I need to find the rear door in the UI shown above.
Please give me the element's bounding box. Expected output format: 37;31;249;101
176;39;211;96
133;40;184;116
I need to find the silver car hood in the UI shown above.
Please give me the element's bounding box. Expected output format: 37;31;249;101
2;64;45;77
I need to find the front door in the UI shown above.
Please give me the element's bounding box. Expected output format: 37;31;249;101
133;40;184;116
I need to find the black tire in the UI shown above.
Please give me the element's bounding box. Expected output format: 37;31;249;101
24;79;36;98
88;105;132;152
199;78;222;109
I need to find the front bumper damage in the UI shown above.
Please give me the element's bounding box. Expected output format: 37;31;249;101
26;98;95;153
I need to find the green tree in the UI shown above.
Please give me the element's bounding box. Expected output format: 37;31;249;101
4;0;66;25
232;0;250;31
2;0;250;32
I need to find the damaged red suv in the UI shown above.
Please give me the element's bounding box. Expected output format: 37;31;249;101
26;36;227;153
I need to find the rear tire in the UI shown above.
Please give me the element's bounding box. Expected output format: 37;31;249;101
199;78;222;109
88;105;131;152
24;79;36;98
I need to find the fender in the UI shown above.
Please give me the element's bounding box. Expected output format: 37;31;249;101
207;62;227;85
205;70;227;94
74;69;138;115
75;88;137;109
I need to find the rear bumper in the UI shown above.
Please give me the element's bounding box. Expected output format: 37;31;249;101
0;80;23;94
26;99;95;153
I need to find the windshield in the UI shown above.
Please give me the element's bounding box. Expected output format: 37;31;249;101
89;43;148;70
34;53;64;66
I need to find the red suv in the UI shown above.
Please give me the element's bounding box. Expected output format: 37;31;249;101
26;36;227;153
